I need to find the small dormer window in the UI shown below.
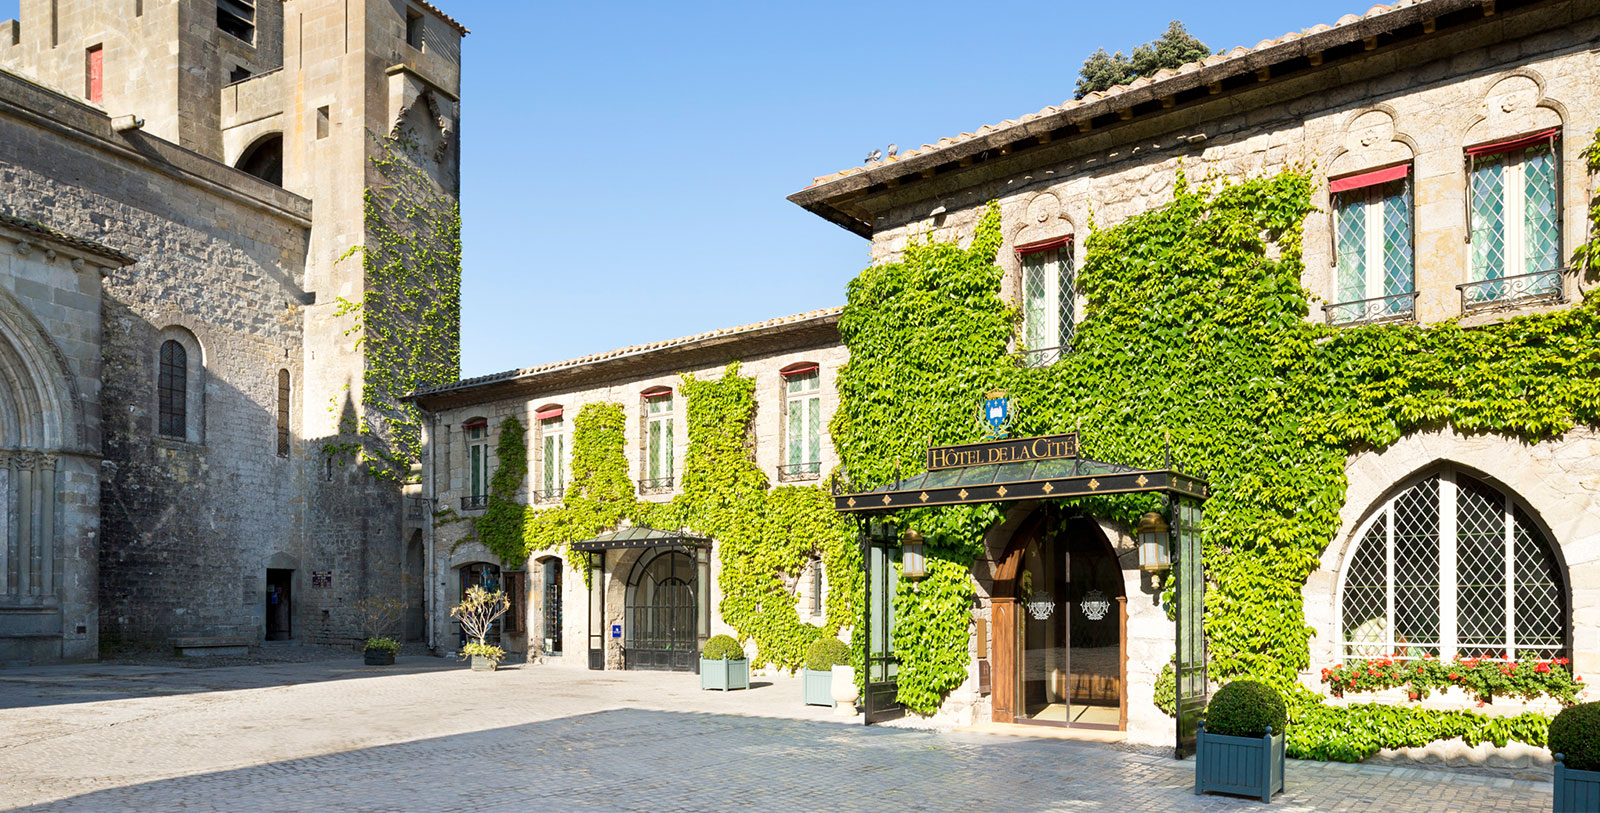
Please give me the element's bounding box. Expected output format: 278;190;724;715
218;0;255;43
406;8;425;50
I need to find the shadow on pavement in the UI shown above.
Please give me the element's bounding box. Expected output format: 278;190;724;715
0;656;462;710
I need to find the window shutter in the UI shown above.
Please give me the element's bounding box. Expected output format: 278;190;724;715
503;571;526;634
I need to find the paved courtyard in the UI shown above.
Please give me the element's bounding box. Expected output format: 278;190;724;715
0;654;1551;811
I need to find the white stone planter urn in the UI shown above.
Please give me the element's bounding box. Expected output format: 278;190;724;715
831;664;859;716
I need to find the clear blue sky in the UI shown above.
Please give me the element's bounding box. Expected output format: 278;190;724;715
0;0;1369;377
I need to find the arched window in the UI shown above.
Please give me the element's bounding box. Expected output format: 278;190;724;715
276;369;291;457
1340;469;1567;661
158;339;188;438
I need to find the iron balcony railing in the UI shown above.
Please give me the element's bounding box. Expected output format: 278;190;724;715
533;487;564;503
1323;291;1419;326
1016;345;1066;368
778;461;822;481
638;476;674;494
460;494;489;510
1457;268;1563;314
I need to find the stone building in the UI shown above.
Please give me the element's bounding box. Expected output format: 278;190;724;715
0;0;466;663
410;309;846;670
790;0;1598;747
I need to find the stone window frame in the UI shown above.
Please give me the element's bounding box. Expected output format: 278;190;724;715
1325;163;1418;326
1016;237;1075;368
533;404;565;504
1463;131;1564;307
778;362;824;482
638;387;674;496
276;369;291;458
462;417;490;510
153;326;205;445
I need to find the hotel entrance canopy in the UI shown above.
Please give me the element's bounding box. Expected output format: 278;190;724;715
571;526;709;552
830;432;1210;758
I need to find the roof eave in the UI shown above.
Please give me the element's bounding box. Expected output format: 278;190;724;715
790;0;1489;225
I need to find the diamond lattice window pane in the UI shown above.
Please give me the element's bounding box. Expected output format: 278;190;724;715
1521;145;1560;278
1470;158;1507;289
1022;252;1048;357
1391;475;1441;655
1056;249;1075;350
1342;516;1389;658
1334;195;1368;303
1380;179;1414;308
1513;505;1566;655
1455;476;1508;659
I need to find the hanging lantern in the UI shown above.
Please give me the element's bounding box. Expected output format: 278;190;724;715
1136;511;1171;573
901;529;926;579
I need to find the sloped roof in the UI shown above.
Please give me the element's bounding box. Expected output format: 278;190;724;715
412;306;842;403
0;212;136;265
570;526;710;551
791;0;1517;234
415;1;469;35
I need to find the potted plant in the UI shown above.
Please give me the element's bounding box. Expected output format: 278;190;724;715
803;636;849;707
1550;701;1600;812
699;634;750;691
1195;680;1287;803
462;641;506;671
451;585;510;672
363;636;399;666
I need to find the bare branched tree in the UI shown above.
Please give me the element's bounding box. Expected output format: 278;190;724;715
356;596;404;640
451;585;508;645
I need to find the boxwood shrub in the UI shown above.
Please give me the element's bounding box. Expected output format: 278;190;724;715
702;634;745;661
1205;680;1287;738
1549;701;1600;771
805;637;851;672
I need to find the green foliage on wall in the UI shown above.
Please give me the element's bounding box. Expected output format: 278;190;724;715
833;162;1600;731
486;366;858;671
476;416;528;566
331;130;462;481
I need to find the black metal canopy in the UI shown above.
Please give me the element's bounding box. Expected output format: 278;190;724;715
570;526;710;552
833;456;1208;513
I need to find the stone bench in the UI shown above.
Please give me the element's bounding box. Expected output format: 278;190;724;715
171;636;254;657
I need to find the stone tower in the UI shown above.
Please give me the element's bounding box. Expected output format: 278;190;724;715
0;0;464;655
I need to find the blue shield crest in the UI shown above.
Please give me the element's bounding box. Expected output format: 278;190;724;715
981;392;1012;439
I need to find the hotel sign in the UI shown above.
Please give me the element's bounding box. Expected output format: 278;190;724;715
926;433;1078;471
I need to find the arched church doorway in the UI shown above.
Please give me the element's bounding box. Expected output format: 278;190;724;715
624;548;697;671
993;509;1126;729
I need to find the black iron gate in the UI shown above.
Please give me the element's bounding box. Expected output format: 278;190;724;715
862;520;904;723
624;549;698;671
1174;495;1208;757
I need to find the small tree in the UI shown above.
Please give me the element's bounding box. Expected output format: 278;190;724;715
451;585;509;646
1075;21;1212;99
356;595;404;641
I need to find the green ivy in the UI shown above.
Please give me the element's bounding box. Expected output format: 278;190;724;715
1287;700;1550;763
493;365;858;671
332;129;462;481
476;416;528;566
833;154;1600;736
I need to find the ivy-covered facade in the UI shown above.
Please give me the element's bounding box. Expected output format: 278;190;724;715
790;0;1598;758
412;310;854;674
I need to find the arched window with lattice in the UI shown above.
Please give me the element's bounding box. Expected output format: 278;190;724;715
1339;468;1567;661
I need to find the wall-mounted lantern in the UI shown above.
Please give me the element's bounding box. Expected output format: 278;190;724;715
901;529;926;579
1136;511;1171;573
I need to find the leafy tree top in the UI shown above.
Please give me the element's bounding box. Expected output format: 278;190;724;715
1075;21;1213;99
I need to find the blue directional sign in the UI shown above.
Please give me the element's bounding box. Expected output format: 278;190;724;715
611;624;621;639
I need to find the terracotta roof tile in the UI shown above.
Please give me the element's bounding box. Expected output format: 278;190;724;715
0;212;135;265
415;0;469;35
413;306;843;398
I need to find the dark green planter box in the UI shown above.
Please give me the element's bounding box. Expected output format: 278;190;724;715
1195;725;1285;803
363;649;395;666
700;657;749;691
803;668;834;707
1554;756;1600;812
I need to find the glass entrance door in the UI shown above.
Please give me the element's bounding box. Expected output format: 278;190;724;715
1018;519;1123;728
624;550;697;671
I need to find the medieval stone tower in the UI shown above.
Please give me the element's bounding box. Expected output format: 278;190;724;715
0;0;464;660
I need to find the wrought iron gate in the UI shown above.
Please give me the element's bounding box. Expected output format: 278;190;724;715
625;549;698;671
1174;496;1208;757
862;520;904;723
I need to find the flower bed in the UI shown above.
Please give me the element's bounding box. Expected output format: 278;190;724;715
1321;655;1580;706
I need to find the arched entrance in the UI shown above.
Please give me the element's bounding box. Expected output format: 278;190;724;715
624;548;697;671
993;509;1126;729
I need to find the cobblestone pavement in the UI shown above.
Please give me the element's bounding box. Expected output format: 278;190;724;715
0;656;1552;812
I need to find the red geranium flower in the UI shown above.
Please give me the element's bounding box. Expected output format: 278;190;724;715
1535;662;1551;674
1448;672;1459;680
1407;691;1419;700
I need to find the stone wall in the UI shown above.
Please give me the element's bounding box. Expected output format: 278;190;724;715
423;328;848;667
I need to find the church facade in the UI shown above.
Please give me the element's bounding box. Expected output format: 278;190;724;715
0;0;465;663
